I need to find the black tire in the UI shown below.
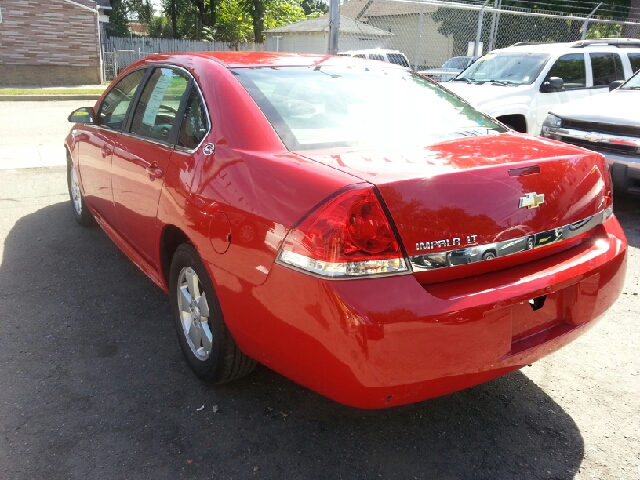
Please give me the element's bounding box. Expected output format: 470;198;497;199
526;236;535;250
66;155;95;227
482;251;496;260
169;243;256;383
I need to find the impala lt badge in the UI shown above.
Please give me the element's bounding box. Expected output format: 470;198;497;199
519;192;545;209
416;234;478;251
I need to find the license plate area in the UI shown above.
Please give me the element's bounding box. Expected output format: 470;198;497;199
511;291;563;342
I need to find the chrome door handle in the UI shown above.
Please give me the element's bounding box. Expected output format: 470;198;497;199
145;163;164;180
101;146;113;158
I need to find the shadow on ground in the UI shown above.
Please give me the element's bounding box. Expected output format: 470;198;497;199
614;194;640;249
0;200;592;480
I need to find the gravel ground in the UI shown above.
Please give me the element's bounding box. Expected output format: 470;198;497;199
0;167;638;480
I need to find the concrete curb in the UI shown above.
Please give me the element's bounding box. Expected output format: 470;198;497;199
0;94;101;101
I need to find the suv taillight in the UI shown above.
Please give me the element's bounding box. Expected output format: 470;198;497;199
276;186;408;278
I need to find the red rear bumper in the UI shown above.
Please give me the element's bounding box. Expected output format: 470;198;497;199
214;216;627;409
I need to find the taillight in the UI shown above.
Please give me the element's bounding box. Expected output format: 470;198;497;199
276;185;409;278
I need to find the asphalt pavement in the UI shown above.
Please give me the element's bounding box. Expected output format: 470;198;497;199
0;100;91;170
0;101;638;479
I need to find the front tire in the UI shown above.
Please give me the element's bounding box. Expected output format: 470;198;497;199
482;251;496;260
169;244;256;383
67;155;95;227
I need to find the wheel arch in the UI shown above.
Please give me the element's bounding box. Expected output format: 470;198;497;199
160;225;194;288
496;114;528;133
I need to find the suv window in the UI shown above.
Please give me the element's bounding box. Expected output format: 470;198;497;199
130;67;189;143
590;52;624;86
178;88;210;149
387;53;410;67
98;69;146;130
627;53;640;75
545;53;586;89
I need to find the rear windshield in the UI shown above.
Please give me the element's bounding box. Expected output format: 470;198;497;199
457;52;550;85
232;65;505;151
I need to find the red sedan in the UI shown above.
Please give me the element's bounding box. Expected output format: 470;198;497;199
65;52;627;409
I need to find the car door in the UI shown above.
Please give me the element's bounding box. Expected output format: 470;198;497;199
534;53;589;135
79;68;147;225
110;66;190;266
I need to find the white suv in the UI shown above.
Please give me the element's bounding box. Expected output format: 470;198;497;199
338;49;410;68
445;38;640;135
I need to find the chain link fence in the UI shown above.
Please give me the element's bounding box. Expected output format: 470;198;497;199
264;0;640;70
101;37;264;81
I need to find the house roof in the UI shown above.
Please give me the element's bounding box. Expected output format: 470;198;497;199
94;0;112;9
340;0;436;20
264;15;393;36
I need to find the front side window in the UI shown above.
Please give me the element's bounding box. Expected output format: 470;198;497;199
177;88;210;149
233;64;505;151
590;53;624;86
545;53;586;89
98;69;146;130
457;52;549;85
628;53;640;75
620;69;640;90
130;67;189;142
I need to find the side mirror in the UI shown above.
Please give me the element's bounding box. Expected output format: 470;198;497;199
609;80;625;91
540;77;564;93
68;107;95;123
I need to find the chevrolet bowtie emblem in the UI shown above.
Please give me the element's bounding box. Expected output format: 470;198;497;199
519;192;545;209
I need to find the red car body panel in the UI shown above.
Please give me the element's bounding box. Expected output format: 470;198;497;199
65;52;627;409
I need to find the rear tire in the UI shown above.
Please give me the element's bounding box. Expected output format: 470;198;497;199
169;243;256;383
66;155;95;227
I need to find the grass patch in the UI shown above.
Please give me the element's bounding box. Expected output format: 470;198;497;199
0;88;105;96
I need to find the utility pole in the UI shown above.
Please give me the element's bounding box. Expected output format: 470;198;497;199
328;0;340;55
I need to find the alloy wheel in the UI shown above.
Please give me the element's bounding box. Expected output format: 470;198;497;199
177;267;213;361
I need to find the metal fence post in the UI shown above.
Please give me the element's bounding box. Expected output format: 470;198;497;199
582;2;603;40
413;4;424;70
487;0;501;53
328;0;340;55
474;0;490;57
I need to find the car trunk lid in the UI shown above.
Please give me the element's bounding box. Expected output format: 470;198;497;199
296;133;611;283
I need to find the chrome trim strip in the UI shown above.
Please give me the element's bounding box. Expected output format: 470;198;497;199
409;208;611;272
548;127;640;149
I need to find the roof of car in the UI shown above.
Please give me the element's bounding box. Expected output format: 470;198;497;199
492;38;640;55
139;51;404;69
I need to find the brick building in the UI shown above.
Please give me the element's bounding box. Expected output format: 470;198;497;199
0;0;111;85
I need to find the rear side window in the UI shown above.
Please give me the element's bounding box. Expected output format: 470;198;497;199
545;53;586;89
177;88;210;149
590;53;624;86
130;68;189;143
387;53;410;67
628;53;640;74
98;69;146;130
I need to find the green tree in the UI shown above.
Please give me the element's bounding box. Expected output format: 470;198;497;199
107;0;155;36
301;0;327;17
155;0;305;42
108;0;132;36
